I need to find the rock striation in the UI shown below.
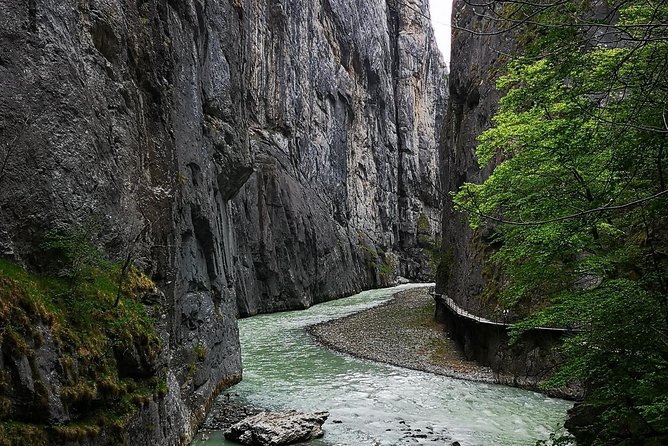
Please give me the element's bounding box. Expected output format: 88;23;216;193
0;0;445;444
231;0;447;315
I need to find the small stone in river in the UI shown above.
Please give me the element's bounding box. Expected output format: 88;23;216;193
225;410;329;446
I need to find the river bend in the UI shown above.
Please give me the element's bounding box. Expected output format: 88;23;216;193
195;285;571;445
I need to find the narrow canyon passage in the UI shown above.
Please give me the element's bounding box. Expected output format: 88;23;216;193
1;0;664;443
194;286;571;446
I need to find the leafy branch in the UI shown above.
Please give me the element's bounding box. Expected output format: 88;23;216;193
456;189;668;227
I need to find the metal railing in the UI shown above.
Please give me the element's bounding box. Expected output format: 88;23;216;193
431;293;582;333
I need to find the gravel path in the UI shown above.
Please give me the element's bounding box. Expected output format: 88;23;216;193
307;287;496;383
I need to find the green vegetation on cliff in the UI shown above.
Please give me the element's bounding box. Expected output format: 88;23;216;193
454;1;667;444
0;228;163;445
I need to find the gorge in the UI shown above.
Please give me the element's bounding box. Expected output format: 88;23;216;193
2;0;666;445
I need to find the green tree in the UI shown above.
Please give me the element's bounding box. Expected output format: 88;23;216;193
454;1;668;444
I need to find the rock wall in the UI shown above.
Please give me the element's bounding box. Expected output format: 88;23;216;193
0;0;445;444
436;0;552;395
438;1;622;438
437;0;574;398
438;0;513;315
1;1;246;443
231;0;447;315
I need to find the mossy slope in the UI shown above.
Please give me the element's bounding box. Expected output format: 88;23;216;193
0;259;164;446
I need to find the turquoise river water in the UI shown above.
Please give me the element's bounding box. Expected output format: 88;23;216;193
194;284;571;446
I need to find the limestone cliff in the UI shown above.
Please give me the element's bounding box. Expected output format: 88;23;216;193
231;0;447;315
0;0;445;444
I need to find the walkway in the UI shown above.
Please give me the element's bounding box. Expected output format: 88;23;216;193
431;293;583;333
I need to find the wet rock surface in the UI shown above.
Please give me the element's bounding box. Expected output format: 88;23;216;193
392;419;458;445
308;287;495;382
200;395;462;446
224;410;329;446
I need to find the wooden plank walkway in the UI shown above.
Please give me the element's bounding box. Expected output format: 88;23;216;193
431;293;582;333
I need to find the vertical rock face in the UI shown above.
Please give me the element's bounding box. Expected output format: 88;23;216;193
438;0;514;314
232;0;447;315
0;0;445;444
1;1;246;443
440;0;618;319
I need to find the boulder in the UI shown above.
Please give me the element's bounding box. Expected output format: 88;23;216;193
224;410;329;446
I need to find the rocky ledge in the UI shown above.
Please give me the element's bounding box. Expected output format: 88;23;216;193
224;410;329;446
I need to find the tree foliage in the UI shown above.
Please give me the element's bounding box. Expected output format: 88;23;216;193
454;1;668;443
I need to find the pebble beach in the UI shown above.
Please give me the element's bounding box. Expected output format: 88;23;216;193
306;286;496;383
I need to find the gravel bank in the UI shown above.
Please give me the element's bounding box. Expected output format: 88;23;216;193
306;287;496;383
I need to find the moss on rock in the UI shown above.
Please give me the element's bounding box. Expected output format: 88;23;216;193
0;253;164;445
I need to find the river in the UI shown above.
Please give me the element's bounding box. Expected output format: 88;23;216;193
194;284;572;446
